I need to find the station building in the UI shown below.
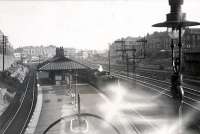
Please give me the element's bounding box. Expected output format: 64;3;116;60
37;47;89;85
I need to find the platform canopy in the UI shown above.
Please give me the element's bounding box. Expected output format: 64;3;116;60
38;47;89;72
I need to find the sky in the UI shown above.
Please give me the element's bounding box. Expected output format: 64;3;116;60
0;0;200;50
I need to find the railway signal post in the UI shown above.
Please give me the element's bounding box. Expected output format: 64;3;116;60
116;38;137;77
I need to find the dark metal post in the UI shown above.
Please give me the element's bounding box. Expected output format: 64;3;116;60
178;27;182;74
78;93;80;115
171;27;184;102
116;38;145;78
39;55;40;65
4;36;7;54
153;0;200;133
136;38;146;59
126;53;129;77
75;72;78;107
132;45;135;74
108;44;111;75
2;35;5;71
121;39;126;73
143;39;146;58
178;27;184;134
171;39;174;68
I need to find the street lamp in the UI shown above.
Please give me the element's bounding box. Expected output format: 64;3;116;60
153;0;200;133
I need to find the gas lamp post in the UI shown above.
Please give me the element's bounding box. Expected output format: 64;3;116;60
153;0;200;133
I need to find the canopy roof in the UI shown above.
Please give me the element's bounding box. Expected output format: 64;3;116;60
38;55;88;71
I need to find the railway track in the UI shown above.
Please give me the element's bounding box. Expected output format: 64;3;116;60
0;71;36;134
84;62;200;111
62;60;200;132
97;64;199;103
97;63;200;83
111;72;200;111
96;77;169;134
109;72;200;131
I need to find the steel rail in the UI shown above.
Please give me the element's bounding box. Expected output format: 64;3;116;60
102;64;200;95
93;85;154;134
91;85;143;134
19;73;36;134
105;66;200;102
126;73;200;102
112;73;200;112
1;74;31;134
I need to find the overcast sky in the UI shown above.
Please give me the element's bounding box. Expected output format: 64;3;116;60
0;0;200;50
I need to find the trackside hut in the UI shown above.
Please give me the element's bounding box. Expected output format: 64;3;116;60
37;47;89;85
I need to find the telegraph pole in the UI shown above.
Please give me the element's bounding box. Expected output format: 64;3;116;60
115;37;147;77
136;37;147;59
132;45;136;75
2;35;8;71
108;44;111;75
2;35;5;71
4;36;7;54
126;53;129;76
116;39;136;77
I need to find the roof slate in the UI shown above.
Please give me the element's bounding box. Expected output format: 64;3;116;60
38;56;88;71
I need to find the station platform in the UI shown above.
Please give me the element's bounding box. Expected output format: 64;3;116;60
34;84;124;134
32;80;187;134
